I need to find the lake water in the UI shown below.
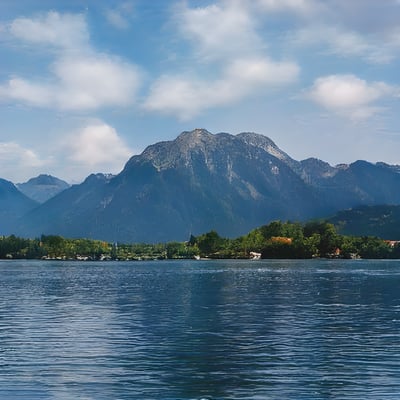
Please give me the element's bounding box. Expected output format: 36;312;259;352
0;259;400;399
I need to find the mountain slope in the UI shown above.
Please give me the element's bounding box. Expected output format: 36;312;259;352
13;129;400;242
20;173;113;239
19;129;324;241
17;174;70;203
0;179;38;234
306;160;400;211
329;205;400;239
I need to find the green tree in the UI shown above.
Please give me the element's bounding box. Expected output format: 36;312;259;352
196;230;224;257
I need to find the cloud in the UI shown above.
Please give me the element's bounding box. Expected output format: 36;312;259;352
9;11;89;51
144;57;299;119
255;0;318;14
282;1;400;64
305;74;396;119
144;1;300;119
0;78;53;107
104;2;135;30
0;123;134;183
292;24;398;64
53;55;141;110
0;12;141;111
105;9;129;30
0;142;48;182
66;123;133;172
175;1;264;61
0;55;141;110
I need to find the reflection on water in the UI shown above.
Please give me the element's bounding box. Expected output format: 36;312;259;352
0;259;400;399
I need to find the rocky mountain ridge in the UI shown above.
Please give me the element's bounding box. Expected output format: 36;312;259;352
2;129;400;242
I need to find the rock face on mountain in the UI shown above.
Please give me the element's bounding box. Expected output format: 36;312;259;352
17;174;70;203
9;129;400;242
0;178;38;234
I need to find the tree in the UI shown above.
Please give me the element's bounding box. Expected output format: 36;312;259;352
196;230;224;257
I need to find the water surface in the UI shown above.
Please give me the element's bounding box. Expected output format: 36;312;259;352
0;259;400;399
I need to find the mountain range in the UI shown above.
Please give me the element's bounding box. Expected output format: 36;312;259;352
3;128;400;242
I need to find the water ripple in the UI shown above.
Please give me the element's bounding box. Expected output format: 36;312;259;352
0;259;400;399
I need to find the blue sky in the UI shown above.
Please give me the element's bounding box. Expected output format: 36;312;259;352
1;0;400;183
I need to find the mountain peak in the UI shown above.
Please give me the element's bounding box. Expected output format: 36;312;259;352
22;174;67;186
11;128;400;242
179;128;212;138
83;173;115;184
125;129;299;174
175;128;215;148
16;174;70;203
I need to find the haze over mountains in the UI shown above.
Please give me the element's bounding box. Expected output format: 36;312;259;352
3;129;400;242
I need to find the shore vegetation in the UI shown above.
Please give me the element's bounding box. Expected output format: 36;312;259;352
1;221;399;260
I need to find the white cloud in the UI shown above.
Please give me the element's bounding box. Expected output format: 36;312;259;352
0;55;141;110
292;24;397;64
0;142;48;182
256;0;317;14
144;57;299;119
176;1;263;61
53;55;141;110
0;123;134;183
104;3;134;30
226;58;299;86
306;74;396;119
9;11;89;51
66;123;133;172
0;12;142;111
0;78;53;107
105;9;129;30
144;1;301;119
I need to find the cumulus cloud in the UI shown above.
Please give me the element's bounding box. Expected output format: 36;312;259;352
9;11;89;51
53;55;141;110
144;57;299;119
144;1;300;119
0;78;53;107
66;123;133;172
176;1;263;61
0;11;141;111
0;55;141;110
306;74;396;119
0;123;134;183
0;142;48;182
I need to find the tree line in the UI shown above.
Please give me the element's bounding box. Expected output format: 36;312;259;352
0;221;399;260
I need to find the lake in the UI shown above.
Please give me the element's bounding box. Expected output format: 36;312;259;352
0;259;399;399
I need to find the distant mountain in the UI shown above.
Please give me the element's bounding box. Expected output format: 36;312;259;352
329;205;400;240
17;174;70;203
0;178;37;234
18;129;325;241
9;129;400;242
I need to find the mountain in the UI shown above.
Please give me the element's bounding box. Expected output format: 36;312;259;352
0;178;38;234
329;205;400;240
18;129;326;241
11;129;400;242
16;174;70;203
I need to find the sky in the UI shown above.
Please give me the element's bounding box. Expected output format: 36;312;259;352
1;0;400;183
